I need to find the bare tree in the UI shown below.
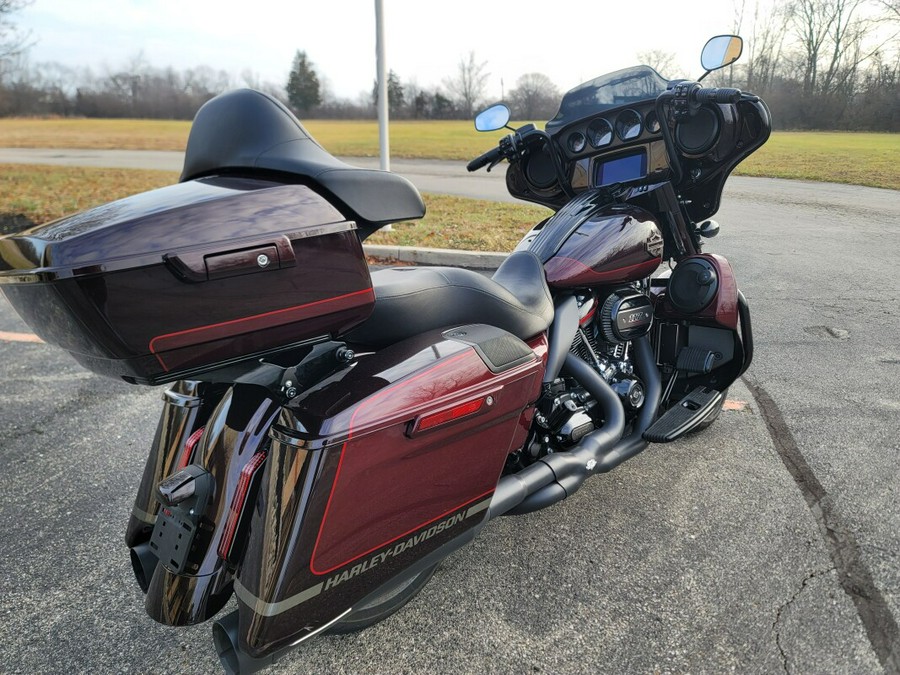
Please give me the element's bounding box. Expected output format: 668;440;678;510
444;51;489;118
0;0;31;63
791;0;874;96
741;0;792;93
508;72;560;120
877;0;900;17
637;49;680;77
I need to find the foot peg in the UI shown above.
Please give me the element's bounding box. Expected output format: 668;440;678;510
643;386;725;443
676;347;715;374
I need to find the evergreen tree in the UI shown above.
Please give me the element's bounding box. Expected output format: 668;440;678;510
371;69;405;115
285;50;321;115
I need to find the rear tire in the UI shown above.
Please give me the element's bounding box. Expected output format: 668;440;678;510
326;563;439;635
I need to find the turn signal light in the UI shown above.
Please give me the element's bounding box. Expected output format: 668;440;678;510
217;450;268;563
416;397;485;432
177;427;205;471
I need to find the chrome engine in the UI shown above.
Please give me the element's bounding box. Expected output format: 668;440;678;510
571;289;650;410
510;288;652;469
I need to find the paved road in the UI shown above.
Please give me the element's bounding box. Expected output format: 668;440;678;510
0;151;898;673
0;147;521;202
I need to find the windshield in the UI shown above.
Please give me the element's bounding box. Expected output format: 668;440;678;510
545;66;670;132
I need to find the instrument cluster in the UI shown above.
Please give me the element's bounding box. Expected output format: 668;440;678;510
555;103;667;190
562;104;661;158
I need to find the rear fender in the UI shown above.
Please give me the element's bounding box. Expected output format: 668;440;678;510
144;383;281;626
126;380;226;548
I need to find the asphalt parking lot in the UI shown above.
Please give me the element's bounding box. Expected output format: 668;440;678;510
0;162;898;674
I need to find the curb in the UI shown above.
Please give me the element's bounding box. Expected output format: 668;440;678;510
363;244;506;270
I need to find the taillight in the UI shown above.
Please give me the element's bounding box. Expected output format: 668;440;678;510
217;450;268;564
176;427;205;471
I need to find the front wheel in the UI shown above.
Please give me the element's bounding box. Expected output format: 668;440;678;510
326;563;439;635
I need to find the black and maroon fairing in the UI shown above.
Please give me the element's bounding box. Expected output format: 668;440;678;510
529;196;663;289
228;328;547;657
0;177;374;384
654;254;739;330
652;253;749;393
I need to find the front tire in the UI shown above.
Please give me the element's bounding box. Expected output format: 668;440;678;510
326;563;439;635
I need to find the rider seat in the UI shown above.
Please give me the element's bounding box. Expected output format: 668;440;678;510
180;89;425;227
347;250;554;347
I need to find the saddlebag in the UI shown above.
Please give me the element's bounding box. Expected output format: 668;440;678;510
230;326;547;656
0;177;374;384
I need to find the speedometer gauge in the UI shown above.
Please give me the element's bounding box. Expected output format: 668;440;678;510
645;110;661;133
568;132;586;153
587;118;613;148
615;110;642;141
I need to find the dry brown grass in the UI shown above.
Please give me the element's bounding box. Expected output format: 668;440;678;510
1;118;897;189
0;164;547;250
0;164;179;226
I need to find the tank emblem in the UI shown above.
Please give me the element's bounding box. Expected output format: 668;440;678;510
645;230;664;257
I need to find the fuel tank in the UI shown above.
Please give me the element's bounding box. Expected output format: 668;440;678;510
525;190;662;289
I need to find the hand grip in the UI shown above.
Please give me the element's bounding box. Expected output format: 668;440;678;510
695;87;742;104
467;146;503;172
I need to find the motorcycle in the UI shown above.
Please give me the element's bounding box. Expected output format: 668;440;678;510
0;35;769;674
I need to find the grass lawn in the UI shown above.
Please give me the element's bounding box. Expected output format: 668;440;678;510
736;131;898;190
0;118;896;190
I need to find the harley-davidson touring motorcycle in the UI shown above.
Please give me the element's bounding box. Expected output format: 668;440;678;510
0;36;768;673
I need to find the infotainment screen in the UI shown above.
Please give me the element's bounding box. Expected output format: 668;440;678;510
594;150;647;186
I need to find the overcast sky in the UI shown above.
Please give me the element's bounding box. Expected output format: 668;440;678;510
19;0;741;100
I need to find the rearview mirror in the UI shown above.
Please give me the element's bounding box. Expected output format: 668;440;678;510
474;104;510;132
701;35;743;72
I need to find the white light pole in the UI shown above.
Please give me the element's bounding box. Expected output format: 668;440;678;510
375;0;389;172
375;0;392;230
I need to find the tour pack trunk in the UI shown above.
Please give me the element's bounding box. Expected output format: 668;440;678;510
0;176;374;385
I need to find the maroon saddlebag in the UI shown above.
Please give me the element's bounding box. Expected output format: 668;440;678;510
0;176;374;384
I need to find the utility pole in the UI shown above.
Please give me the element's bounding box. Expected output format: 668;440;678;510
375;0;392;230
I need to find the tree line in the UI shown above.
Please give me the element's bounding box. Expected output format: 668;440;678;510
0;0;897;130
716;0;899;129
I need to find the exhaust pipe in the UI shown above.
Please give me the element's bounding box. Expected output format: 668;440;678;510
490;335;661;517
212;612;278;675
213;607;351;675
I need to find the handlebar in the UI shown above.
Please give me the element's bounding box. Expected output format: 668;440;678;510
693;86;742;104
668;83;743;116
466;146;504;172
